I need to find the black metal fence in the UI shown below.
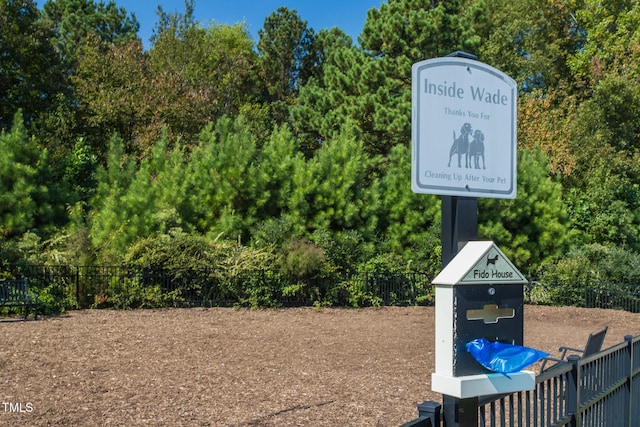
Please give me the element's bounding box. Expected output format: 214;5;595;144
4;264;640;313
404;334;640;427
525;279;640;313
2;264;435;310
478;333;640;426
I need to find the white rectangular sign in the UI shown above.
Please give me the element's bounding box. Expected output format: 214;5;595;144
412;57;517;199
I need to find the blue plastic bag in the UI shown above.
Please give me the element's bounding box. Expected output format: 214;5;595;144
466;338;549;377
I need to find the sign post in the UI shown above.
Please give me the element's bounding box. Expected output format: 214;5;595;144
411;52;518;427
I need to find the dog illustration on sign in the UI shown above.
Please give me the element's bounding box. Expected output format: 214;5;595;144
447;123;487;169
447;123;472;168
470;130;485;169
486;254;499;268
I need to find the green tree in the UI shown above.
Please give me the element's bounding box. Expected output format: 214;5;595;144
150;0;196;45
0;0;68;130
181;118;260;240
257;6;318;125
291;30;367;154
568;0;640;87
360;0;483;156
73;35;151;158
478;0;584;95
38;0;139;160
89;133;188;262
477;1;640;258
517;91;576;176
284;127;376;239
257;6;317;100
0;113;51;239
539;243;640;283
568;75;640;169
64;138;98;204
565;163;640;250
87;134;135;260
150;10;258;142
182;118;306;247
42;0;139;65
376;144;441;272
250;125;304;223
561;75;640;250
360;0;482;60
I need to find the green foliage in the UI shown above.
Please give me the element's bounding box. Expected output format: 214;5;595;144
284;129;376;238
278;239;329;278
479;0;583;94
93;277;164;310
183;118;260;239
251;216;298;251
89;133;189;262
0;0;68;129
65;138;98;204
563;75;640;251
234;271;283;309
0;239;21;269
565;166;640;249
375;144;441;272
312;228;373;273
358;252;412;273
9;0;640;314
291;41;372;154
568;75;640;165
125;229;209;269
479;147;572;274
294;0;485;159
271;239;337;307
538;243;640;284
123;229;278;307
251;125;303;221
42;0;139;65
329;278;382;308
0;113;52;238
72;35;152;157
568;0;640;86
35;280;79;315
360;0;483;60
257;7;317;103
36;0;138;163
150;5;258;143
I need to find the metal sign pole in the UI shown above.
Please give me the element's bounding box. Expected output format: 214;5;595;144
441;195;479;427
441;195;478;267
443;395;479;427
440;51;480;427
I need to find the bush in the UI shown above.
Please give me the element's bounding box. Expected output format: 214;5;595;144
538;243;640;283
36;281;79;314
92;276;164;309
124;229;278;307
336;278;382;308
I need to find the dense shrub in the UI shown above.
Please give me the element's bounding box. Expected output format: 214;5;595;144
537;243;640;283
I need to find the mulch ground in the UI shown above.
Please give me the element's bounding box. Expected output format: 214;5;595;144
1;305;639;426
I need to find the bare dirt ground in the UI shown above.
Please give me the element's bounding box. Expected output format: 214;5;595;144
1;305;638;426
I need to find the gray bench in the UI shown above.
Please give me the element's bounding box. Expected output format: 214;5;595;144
0;279;38;320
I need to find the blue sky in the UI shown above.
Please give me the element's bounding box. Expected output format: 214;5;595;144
111;0;385;48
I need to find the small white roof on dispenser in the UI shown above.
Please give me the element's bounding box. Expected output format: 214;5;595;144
433;241;527;285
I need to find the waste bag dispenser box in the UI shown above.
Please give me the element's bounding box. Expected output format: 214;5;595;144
431;241;535;398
